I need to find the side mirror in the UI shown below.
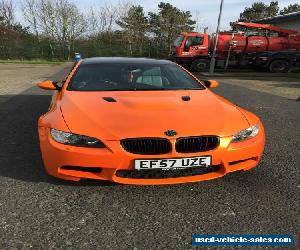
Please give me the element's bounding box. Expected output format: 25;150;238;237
37;80;61;90
203;80;219;88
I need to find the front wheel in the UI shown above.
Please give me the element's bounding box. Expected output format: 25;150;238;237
191;59;209;72
269;59;290;73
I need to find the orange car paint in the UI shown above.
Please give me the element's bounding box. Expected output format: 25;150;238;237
37;80;57;90
37;60;265;185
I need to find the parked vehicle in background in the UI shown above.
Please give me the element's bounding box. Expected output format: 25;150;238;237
169;22;300;72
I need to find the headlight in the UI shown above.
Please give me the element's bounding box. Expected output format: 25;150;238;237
231;124;259;143
50;129;105;148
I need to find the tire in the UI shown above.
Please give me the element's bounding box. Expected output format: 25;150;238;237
269;59;290;73
191;59;209;72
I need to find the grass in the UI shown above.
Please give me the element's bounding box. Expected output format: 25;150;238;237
0;59;67;65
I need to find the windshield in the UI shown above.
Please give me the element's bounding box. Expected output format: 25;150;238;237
68;63;204;91
173;35;184;47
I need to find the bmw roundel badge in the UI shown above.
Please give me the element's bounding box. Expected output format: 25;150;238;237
164;130;177;137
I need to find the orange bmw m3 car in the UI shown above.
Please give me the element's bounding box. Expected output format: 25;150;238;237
37;57;265;185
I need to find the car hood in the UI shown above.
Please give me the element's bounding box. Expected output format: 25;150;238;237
59;89;250;140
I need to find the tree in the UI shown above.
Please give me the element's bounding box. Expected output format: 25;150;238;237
0;0;15;27
23;0;39;37
2;0;200;60
22;0;87;59
238;1;279;21
280;4;300;15
117;5;148;55
0;1;27;33
87;4;119;35
148;2;195;55
0;6;29;60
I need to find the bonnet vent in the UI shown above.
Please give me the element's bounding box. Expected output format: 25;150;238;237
102;97;117;102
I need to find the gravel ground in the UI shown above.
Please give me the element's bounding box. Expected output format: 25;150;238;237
213;77;300;101
0;64;67;95
198;72;300;101
0;64;299;249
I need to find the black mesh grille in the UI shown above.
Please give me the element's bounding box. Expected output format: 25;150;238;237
175;136;219;153
121;138;172;155
116;165;220;179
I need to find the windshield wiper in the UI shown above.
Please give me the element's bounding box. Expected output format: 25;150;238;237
181;87;203;90
132;87;167;91
70;87;203;91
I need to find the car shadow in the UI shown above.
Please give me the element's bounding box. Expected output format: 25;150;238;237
0;86;114;186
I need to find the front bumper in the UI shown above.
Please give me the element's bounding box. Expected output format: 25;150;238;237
38;126;265;185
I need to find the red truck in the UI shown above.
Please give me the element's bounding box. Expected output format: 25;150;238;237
169;22;300;72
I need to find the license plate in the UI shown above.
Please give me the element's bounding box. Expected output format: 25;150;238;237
134;156;211;170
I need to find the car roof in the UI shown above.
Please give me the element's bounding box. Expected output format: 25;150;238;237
81;57;173;65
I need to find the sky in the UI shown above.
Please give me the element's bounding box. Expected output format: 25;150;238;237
14;0;300;32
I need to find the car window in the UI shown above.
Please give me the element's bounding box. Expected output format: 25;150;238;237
135;67;168;87
68;63;204;91
174;35;184;47
191;36;204;46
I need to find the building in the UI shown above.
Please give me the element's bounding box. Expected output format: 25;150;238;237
254;11;300;33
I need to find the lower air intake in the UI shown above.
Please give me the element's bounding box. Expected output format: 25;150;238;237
60;166;102;173
116;165;220;179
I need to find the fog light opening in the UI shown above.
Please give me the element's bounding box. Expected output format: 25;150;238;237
229;157;256;166
61;166;102;173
